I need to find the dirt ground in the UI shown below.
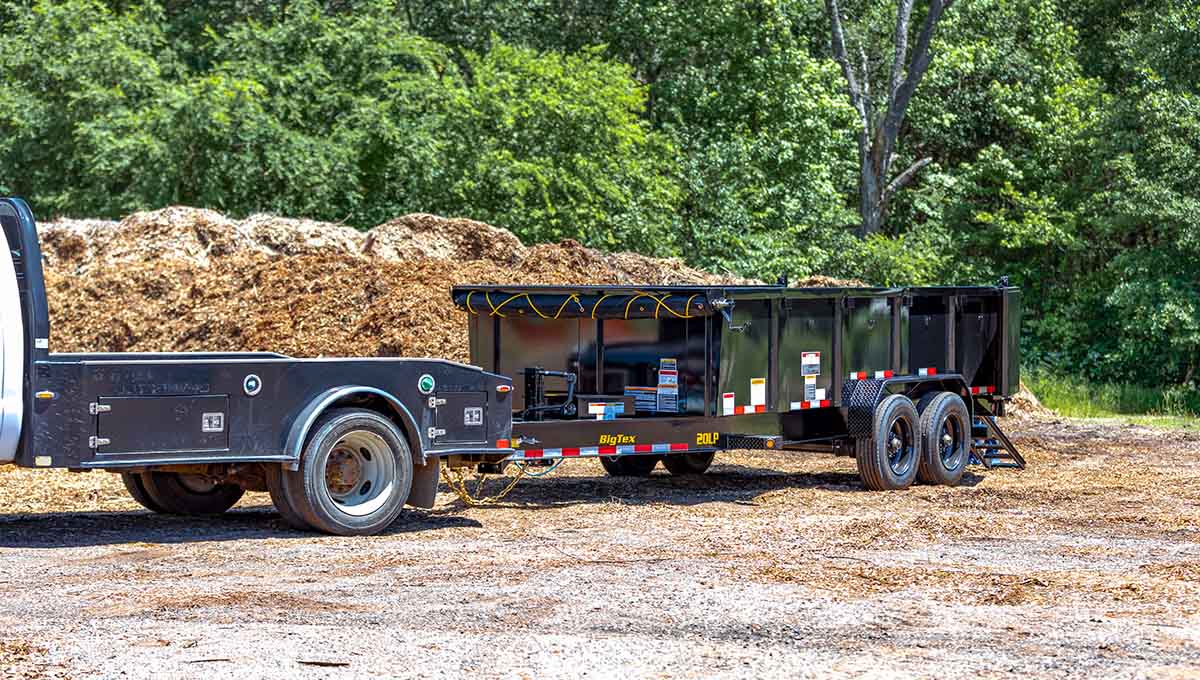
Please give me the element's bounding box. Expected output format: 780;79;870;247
0;414;1197;679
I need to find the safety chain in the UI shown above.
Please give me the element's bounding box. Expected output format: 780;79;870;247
440;463;528;507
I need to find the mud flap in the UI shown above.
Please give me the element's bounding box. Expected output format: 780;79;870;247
406;456;439;509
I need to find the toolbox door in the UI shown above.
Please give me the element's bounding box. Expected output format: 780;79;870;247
94;395;230;455
433;392;488;444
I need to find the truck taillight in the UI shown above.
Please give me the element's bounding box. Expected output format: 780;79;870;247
496;384;512;393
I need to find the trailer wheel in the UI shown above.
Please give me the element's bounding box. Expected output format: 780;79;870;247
139;472;245;515
599;455;659;477
915;392;969;486
120;472;165;513
281;408;413;536
662;451;715;476
263;464;313;531
855;394;920;491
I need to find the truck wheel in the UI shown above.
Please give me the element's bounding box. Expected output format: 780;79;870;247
281;408;413;536
855;394;920;491
599;455;659;477
121;472;165;513
139;471;245;515
263;464;313;531
662;451;715;476
916;392;969;486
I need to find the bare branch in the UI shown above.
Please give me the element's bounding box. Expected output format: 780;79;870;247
884;157;933;200
886;0;952;137
826;0;867;128
859;41;872;125
889;0;915;100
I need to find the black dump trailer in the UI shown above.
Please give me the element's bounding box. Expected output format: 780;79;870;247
450;281;1024;487
1;197;514;534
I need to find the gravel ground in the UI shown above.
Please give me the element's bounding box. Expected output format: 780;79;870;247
0;416;1198;679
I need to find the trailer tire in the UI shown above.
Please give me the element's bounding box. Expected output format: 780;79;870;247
855;394;920;491
662;451;715;476
599;455;659;477
121;472;165;513
139;472;245;516
281;408;413;536
263;464;313;531
915;392;969;486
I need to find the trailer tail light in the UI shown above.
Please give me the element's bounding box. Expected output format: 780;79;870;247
970;386;996;395
496;439;511;449
917;367;937;376
496;384;512;393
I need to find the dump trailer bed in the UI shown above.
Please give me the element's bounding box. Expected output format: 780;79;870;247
451;282;1025;481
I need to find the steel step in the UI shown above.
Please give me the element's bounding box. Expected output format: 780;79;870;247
968;416;1026;470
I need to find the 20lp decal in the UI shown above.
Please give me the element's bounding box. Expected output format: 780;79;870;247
696;432;720;446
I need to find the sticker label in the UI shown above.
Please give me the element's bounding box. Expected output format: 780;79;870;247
804;374;817;401
750;378;767;407
463;406;483;426
801;351;821;376
722;392;736;416
201;412;225;433
624;386;658;413
657;358;679;413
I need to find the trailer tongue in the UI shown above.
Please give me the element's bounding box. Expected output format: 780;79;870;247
1;195;1024;535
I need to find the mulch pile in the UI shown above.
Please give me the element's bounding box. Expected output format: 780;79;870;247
37;206;1043;414
39;208;754;363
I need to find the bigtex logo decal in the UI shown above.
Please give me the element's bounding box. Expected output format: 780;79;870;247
598;434;636;445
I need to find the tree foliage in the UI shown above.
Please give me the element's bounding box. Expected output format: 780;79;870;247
0;0;1196;392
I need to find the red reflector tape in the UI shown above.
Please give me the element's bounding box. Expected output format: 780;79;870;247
874;370;894;379
670;443;689;451
524;449;544;458
970;386;997;395
563;447;580;456
848;371;867;380
918;367;937;377
599;446;617;456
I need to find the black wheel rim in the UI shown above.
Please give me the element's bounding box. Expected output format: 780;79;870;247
939;414;964;471
886;414;915;476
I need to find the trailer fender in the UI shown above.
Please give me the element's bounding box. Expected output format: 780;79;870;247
284;386;424;471
843;375;971;439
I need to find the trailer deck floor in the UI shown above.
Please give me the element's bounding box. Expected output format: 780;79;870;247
0;415;1197;679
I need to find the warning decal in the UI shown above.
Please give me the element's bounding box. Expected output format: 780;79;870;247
801;351;821;376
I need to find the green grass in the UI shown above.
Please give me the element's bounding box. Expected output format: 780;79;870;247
1024;370;1200;428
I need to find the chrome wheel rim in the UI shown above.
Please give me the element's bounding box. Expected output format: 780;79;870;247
322;430;395;517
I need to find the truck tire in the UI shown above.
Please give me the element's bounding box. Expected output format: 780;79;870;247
662;451;715;476
263;463;313;531
599;455;659;477
915;391;969;486
139;471;245;515
280;408;413;536
121;472;165;513
854;394;920;491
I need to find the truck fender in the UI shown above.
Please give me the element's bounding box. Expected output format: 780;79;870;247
284;386;423;471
